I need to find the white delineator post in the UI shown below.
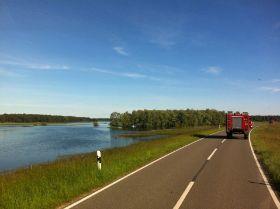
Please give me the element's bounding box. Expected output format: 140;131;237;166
97;150;101;170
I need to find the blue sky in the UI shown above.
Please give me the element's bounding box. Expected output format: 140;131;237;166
0;0;280;117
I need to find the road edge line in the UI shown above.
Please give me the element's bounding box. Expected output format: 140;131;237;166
63;130;223;209
249;128;280;209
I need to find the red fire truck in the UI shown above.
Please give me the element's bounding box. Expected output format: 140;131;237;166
226;111;253;139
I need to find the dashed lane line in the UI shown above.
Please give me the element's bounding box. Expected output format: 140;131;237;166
172;146;221;209
64;130;224;209
172;181;195;209
207;148;218;160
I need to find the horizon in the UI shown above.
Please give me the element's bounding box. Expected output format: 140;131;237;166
1;109;279;118
1;0;280;117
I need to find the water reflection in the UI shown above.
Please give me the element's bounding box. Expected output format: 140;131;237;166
0;122;160;172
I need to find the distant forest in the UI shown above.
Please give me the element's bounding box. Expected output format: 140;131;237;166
251;115;280;122
1;113;278;126
110;109;225;130
0;114;95;123
110;110;280;130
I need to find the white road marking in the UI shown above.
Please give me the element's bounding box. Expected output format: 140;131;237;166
221;139;226;143
207;148;218;160
63;130;223;209
172;181;195;209
249;129;280;209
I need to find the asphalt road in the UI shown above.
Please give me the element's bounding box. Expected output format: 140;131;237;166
66;131;279;209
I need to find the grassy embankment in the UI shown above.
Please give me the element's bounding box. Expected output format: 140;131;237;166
0;126;220;209
0;122;92;126
0;122;49;126
251;122;280;193
0;122;44;125
116;126;212;138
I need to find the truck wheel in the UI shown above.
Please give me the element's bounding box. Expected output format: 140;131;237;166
227;132;232;139
244;134;248;139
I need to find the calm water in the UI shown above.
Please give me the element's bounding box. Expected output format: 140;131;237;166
0;122;158;172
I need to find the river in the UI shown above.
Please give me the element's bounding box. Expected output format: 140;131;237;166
0;122;158;172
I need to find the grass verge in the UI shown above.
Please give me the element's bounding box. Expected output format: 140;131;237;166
116;126;217;138
251;122;280;193
0;122;91;126
0;126;220;209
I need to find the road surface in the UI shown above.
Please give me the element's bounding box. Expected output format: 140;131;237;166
65;131;279;209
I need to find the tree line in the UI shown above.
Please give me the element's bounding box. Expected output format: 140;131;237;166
0;114;94;123
110;109;226;130
251;115;280;122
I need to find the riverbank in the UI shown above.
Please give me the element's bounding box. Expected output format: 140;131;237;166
0;122;94;126
116;126;218;138
251;122;280;194
0;122;50;126
0;126;220;209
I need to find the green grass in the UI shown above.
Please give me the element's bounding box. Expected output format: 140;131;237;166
0;126;220;209
0;122;92;126
0;122;51;126
251;122;280;193
116;126;219;138
0;122;37;125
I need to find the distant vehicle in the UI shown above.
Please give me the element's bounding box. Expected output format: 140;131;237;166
226;111;253;139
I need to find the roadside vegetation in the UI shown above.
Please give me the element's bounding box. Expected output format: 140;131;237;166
0;126;220;209
110;109;225;130
251;122;280;193
116;126;215;138
0;114;101;125
251;115;280;122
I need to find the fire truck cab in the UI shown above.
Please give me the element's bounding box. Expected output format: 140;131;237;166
226;111;253;139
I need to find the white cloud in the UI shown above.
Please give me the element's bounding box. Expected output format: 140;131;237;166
271;79;280;83
146;26;179;48
260;87;280;93
150;35;176;48
137;64;183;75
205;66;223;75
273;22;280;30
90;68;111;74
28;64;69;70
0;69;21;77
113;47;129;56
138;11;187;49
122;73;146;78
90;67;160;81
0;58;69;70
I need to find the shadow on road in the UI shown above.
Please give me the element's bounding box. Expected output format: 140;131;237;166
193;134;247;140
193;134;225;139
248;180;269;186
